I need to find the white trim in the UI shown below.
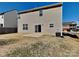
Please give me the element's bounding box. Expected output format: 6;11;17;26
60;3;63;36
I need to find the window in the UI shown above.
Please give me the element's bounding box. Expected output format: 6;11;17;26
35;25;41;32
77;26;79;28
35;25;38;32
0;24;3;27
50;24;54;27
23;24;28;30
39;10;43;16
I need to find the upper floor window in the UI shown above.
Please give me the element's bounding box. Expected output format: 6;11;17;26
39;10;43;16
23;24;28;30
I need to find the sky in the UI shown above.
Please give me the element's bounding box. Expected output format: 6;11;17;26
0;2;79;24
63;2;79;25
0;2;57;12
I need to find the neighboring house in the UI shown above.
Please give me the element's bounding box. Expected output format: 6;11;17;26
63;21;77;32
75;21;79;31
0;10;17;34
76;25;79;32
18;3;62;36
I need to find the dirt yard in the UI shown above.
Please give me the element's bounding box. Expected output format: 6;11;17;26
0;33;79;57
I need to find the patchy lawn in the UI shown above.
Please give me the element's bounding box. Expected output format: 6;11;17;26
0;33;79;57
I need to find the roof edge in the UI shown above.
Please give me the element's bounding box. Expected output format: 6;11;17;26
18;2;62;14
0;9;17;15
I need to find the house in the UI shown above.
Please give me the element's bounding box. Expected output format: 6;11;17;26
0;9;17;34
63;21;77;32
18;3;63;36
76;26;79;31
76;25;79;32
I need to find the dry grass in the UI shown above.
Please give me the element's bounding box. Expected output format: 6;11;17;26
0;33;79;56
0;39;18;46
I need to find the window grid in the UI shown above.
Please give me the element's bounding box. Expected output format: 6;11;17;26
50;24;54;27
23;24;28;30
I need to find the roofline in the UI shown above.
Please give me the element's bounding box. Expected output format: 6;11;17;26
63;21;76;23
0;9;17;15
63;21;77;25
18;2;62;14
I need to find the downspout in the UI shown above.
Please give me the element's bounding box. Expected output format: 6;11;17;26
60;2;63;37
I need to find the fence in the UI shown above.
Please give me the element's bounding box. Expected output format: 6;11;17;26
0;27;17;34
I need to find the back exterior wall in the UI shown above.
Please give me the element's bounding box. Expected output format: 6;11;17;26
18;6;62;35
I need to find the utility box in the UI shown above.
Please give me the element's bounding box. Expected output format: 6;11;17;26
56;32;61;37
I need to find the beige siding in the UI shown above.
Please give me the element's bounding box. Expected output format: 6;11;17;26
18;6;62;35
4;10;17;28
